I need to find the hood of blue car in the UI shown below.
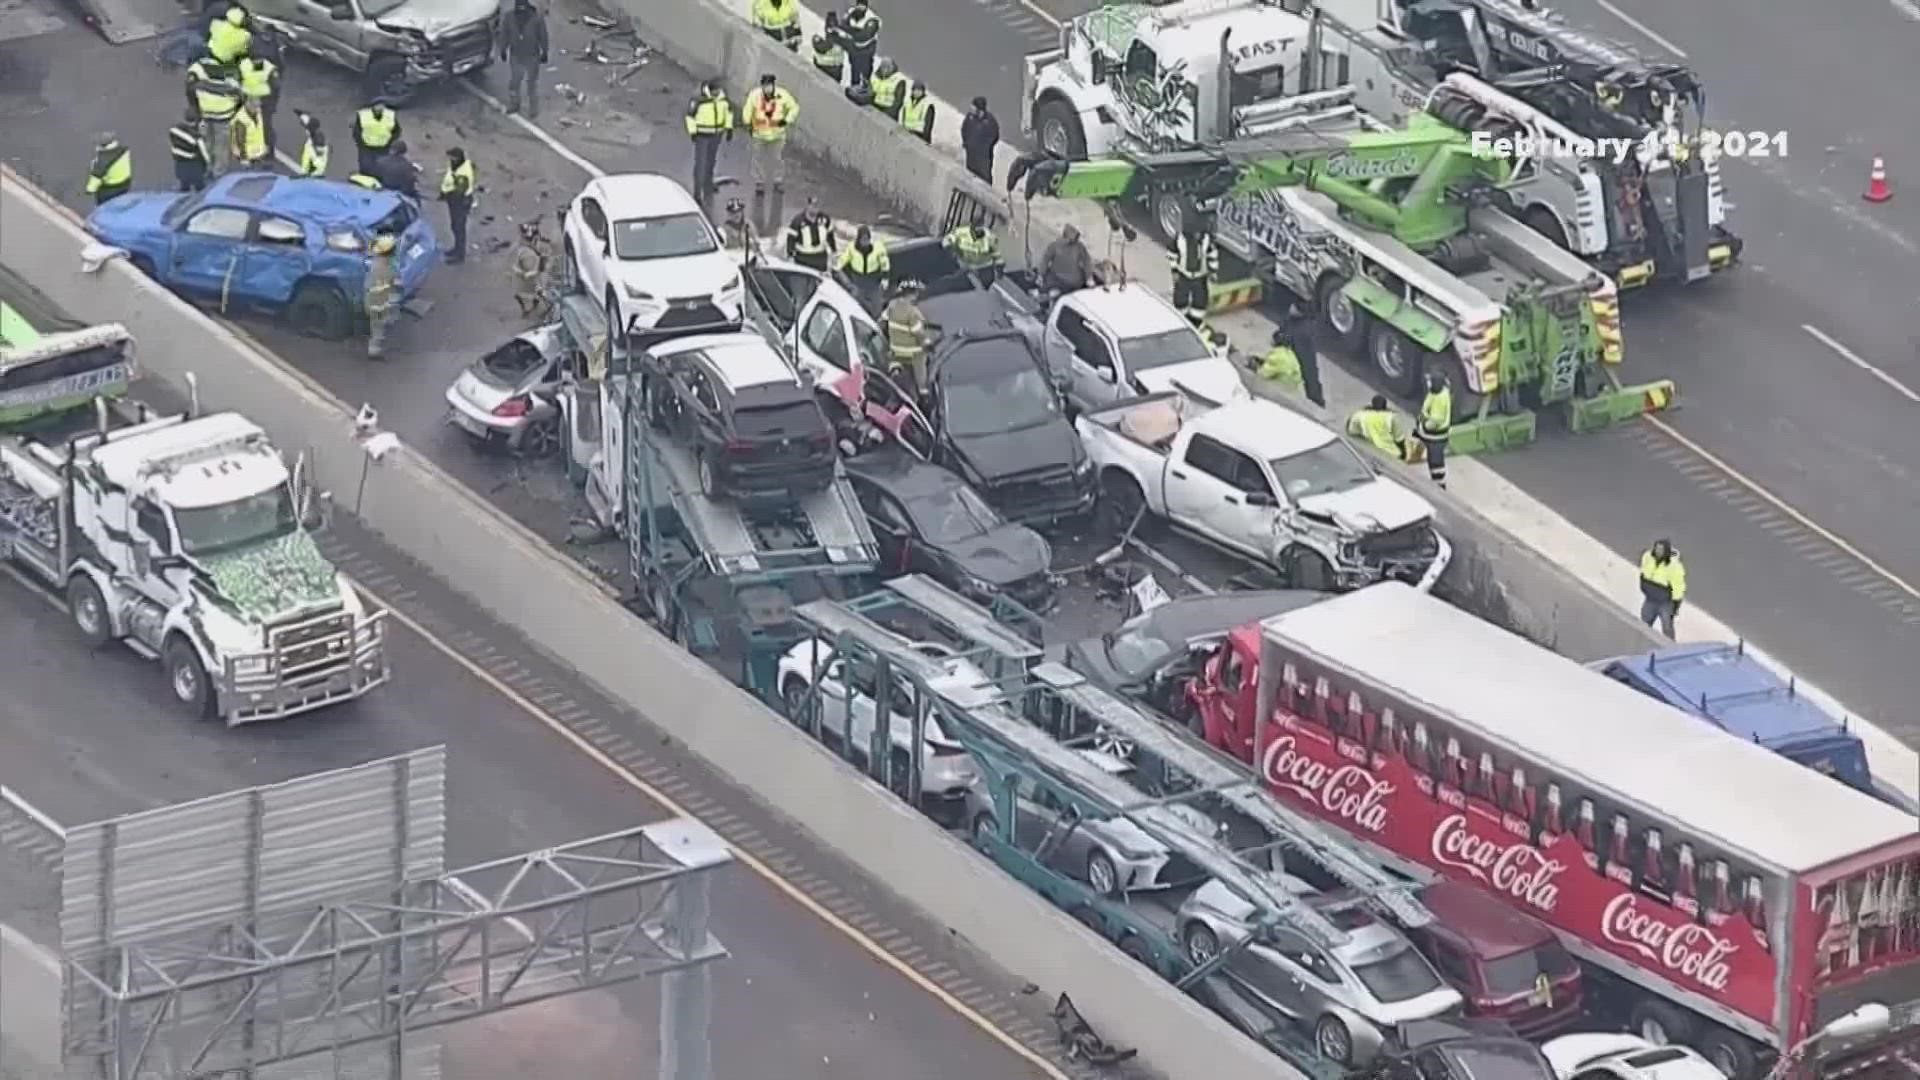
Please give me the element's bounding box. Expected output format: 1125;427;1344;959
86;191;182;237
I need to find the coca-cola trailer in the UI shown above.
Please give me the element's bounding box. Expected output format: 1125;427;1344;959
1187;583;1920;1080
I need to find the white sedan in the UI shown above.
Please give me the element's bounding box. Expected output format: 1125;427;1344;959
561;173;745;339
1541;1034;1728;1080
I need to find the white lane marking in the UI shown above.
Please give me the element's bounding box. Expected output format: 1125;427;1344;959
1127;538;1214;594
1892;0;1920;22
1009;0;1063;27
1589;0;1688;57
1802;324;1920;403
457;81;607;180
0;785;68;841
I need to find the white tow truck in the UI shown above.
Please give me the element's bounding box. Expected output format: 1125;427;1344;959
1076;389;1450;590
0;325;387;722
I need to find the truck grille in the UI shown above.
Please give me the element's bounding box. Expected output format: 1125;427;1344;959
990;470;1088;524
269;608;356;681
435;22;492;66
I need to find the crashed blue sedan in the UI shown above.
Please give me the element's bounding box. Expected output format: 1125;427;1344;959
85;171;438;341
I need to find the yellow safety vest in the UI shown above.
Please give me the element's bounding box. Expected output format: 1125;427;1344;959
1347;408;1403;456
208;19;250;63
356;107;397;148
1419;387;1452;436
440;158;475;197
899;95;932;134
685;93;732;136
946;227;998;268
1257;345;1302;389
869;72;905;110
298;139;329;176
237;57;276;100
751;0;797;30
230;109;269;163
1639;551;1687;602
744;87;797;140
885;300;925;359
1171;233;1216;278
348;173;382;189
190;64;241;121
790;220;830;255
837;243;889;277
811;38;845;70
86;147;133;192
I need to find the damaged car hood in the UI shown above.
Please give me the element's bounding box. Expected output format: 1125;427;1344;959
1297;478;1434;536
197;531;342;624
374;0;494;37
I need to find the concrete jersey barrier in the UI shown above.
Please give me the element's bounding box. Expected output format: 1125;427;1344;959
0;923;65;1080
0;167;1299;1079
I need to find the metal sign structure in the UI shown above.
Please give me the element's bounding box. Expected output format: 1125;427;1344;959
58;749;733;1080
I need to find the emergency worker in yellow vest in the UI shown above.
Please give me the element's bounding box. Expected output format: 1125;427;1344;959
684;80;732;209
85;133;133;206
836;226;890;314
168;110;213;192
944;216;1000;286
1415;371;1451;489
882;281;929;394
236;52;280;154
784;202;834;272
208;5;251;64
841;0;880;87
348;172;382;189
1637;538;1687;639
867;58;905;120
742;73;797;234
751;0;801;49
351;100;400;176
439;147;476;263
229;97;271;169
1346;395;1410;460
1168;221;1218;324
810;13;846;84
1256;328;1303;392
294;111;329;177
365;234;398;359
185;57;241;177
899;82;934;143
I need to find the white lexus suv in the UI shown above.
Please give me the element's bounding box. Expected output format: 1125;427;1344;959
561;173;745;340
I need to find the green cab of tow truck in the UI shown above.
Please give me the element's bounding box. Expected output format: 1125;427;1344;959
0;306;136;428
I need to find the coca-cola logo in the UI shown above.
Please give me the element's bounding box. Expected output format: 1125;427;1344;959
1263;736;1392;834
1430;815;1565;914
1601;893;1736;992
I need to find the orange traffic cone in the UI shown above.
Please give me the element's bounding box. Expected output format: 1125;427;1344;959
1865;158;1893;203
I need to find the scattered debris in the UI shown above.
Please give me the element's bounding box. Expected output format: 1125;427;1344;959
555;82;587;106
580;12;618;29
1052;994;1138;1067
584;28;653;83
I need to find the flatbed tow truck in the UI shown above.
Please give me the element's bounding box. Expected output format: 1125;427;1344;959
777;573;1454;1069
0;318;387;722
1022;101;1673;453
552;291;881;689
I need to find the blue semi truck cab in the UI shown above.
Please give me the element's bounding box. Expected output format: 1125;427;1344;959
1594;642;1889;803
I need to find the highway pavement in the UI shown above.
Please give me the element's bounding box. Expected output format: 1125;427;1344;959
755;0;1920;729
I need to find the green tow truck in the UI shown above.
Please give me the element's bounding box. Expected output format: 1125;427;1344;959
1020;96;1678;453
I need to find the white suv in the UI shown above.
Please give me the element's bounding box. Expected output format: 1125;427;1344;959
562;173;745;340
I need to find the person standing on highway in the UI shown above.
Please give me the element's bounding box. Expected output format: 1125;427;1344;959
752;0;802;50
837;226;891;314
785;201;835;271
185;55;242;177
810;13;846;84
85;133;133;206
1275;298;1324;407
1415;371;1451;489
293;111;329;176
352;98;400;176
236;49;280;154
899;82;935;143
743;72;798;235
500;0;549;117
439;147;476;264
883;281;930;394
960;97;999;185
1169;220;1217;324
364;234;398;359
1347;395;1410;460
168;110;213;192
1638;539;1687;639
207;4;251;65
511;221;550;319
685;79;733;211
841;0;881;89
228;97;272;170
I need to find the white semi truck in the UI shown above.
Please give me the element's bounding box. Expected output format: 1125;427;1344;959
0;324;388;723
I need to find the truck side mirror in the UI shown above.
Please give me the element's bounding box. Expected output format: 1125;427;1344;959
1244;490;1276;507
1090;52;1108;84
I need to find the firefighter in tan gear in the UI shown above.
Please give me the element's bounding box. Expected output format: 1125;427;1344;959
883;281;929;395
511;221;550;320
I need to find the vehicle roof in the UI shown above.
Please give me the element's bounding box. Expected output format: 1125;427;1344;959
1124;588;1326;646
655;333;798;389
202;172;404;229
1189;399;1338;458
1602;644;1848;746
1061;284;1189;339
1417;879;1557;957
585;173;701;217
931;330;1042;381
1541;1033;1722;1080
842;446;966;499
922;290;1026;337
88;412;286;506
1261;583;1920;873
1094;2;1308;65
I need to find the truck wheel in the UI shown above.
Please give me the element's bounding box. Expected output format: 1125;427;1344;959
289;282;351;340
1524;206;1570;251
1097;471;1147;537
164;635;217;719
1034;99;1087;160
1700;1031;1760;1080
66;575;111;647
365;56;412;106
1315;274;1368;354
1628;1000;1696;1047
1151;191;1188;243
696;449;718;497
1281;546;1336;591
1367;321;1426;397
1423;350;1486;425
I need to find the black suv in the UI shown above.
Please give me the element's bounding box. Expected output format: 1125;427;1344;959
644;334;837;502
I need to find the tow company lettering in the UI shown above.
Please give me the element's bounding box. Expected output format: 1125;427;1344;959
1262;735;1392;833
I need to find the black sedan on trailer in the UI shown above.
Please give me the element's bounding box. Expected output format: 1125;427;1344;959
843;446;1057;612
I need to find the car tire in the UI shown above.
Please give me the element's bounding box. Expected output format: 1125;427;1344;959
1097;470;1147;537
1314;1015;1355;1065
520;416;561;459
1281;546;1336;591
1700;1030;1760;1080
970;811;999;848
1180;921;1220;967
1628;1000;1697;1047
364;56;412;107
163;635;217;720
1315;272;1369;355
66;575;112;647
288;282;352;341
696;449;718;498
1085;850;1121;896
1034;98;1087;160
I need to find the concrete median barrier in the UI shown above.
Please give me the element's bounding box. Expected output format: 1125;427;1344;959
0;923;65;1080
1;167;1295;1080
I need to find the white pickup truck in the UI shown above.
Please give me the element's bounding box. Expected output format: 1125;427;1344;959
1078;392;1451;591
1041;283;1251;413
